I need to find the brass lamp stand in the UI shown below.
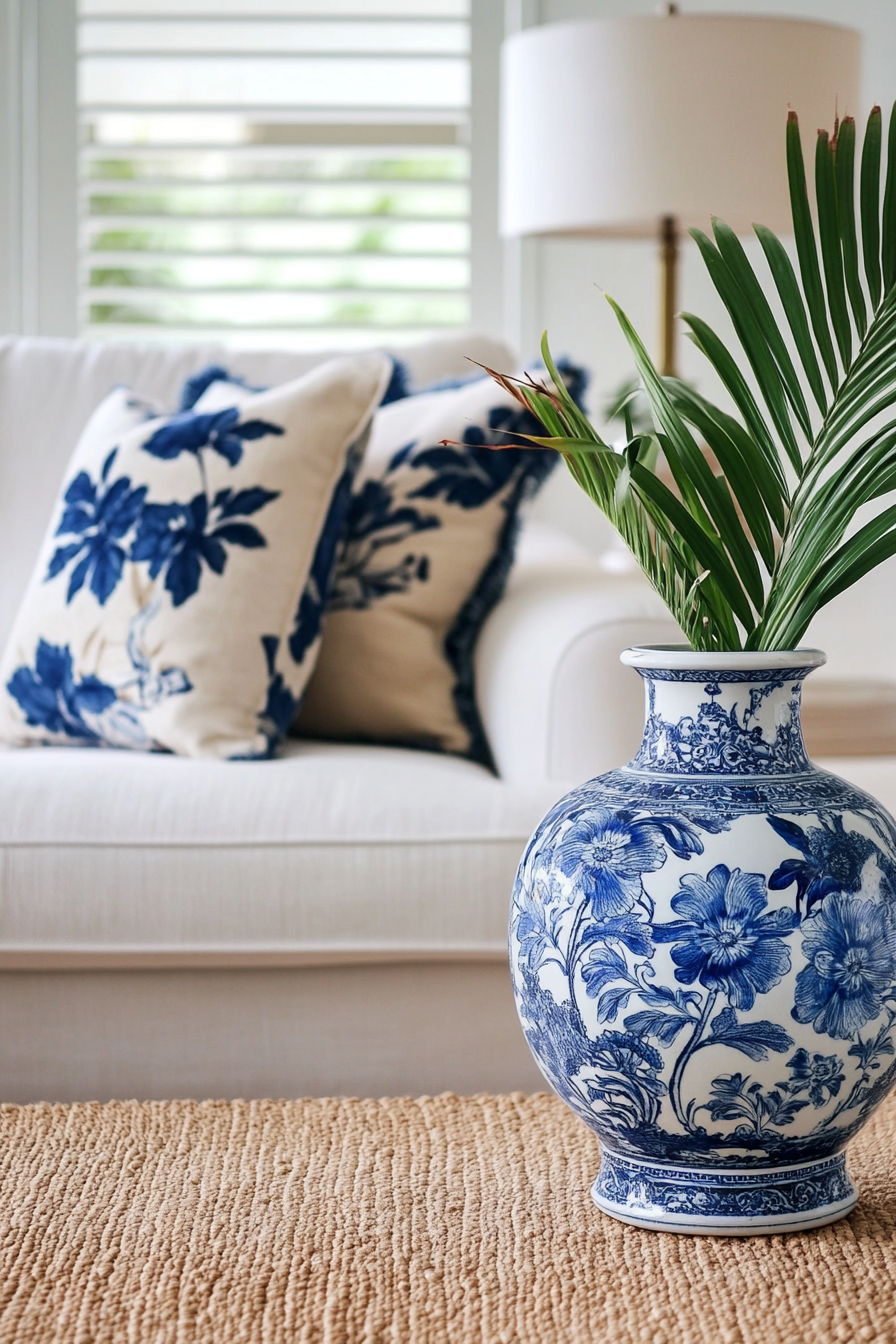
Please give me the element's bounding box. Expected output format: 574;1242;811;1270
659;214;679;378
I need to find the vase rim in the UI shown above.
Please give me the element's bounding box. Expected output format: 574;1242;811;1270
620;644;827;672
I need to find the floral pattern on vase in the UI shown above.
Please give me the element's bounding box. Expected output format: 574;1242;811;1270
510;648;896;1235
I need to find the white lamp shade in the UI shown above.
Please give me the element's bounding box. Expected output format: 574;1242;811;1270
500;15;861;239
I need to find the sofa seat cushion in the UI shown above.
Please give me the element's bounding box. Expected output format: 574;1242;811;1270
0;743;563;967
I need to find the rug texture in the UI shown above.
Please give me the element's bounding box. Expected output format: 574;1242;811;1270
1;1091;895;1344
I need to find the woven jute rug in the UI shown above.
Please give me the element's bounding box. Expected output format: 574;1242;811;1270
1;1092;895;1344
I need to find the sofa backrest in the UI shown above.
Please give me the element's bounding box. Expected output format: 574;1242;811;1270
0;331;513;653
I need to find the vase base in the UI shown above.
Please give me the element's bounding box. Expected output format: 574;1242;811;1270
591;1149;857;1237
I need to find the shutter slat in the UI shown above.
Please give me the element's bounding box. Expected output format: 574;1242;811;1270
86;215;468;227
88;250;465;261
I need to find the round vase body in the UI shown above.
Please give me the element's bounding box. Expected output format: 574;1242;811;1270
510;648;896;1235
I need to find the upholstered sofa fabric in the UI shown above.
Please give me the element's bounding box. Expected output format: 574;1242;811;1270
0;355;391;757
0;742;563;966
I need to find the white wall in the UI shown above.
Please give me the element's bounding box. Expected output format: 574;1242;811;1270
509;0;896;559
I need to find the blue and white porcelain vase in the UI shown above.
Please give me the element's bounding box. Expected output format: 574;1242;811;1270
510;646;896;1236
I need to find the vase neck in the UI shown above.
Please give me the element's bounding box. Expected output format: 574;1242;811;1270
628;665;815;777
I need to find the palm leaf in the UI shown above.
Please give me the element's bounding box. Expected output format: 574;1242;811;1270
883;103;896;291
680;313;788;490
835;116;867;337
787;110;838;388
690;226;803;470
711;217;813;437
753;224;828;415
816;128;852;369
665;379;780;568
483;102;896;653
861;106;883;308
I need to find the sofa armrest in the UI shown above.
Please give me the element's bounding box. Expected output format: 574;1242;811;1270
475;555;681;785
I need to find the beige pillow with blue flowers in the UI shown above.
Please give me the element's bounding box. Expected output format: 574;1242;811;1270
187;359;583;763
0;352;391;758
294;372;561;761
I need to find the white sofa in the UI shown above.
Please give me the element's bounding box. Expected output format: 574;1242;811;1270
1;334;894;1104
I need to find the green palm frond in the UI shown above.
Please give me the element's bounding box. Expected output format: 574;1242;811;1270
491;104;896;653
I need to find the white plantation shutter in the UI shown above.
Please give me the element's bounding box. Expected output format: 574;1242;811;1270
78;0;471;348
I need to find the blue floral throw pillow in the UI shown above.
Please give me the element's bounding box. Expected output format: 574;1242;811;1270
0;353;391;758
291;364;583;763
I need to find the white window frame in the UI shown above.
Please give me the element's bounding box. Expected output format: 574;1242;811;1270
0;0;506;344
0;0;78;335
468;0;502;338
